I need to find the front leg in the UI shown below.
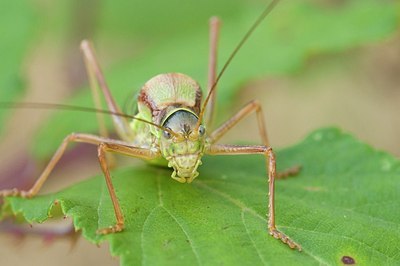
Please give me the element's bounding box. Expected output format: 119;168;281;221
207;144;301;251
0;133;160;235
96;142;160;234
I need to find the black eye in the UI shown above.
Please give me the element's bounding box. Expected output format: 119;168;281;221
163;128;172;139
198;125;205;136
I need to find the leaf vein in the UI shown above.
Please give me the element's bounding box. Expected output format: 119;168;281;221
162;207;202;265
241;210;267;265
158;173;202;265
195;180;265;221
97;182;106;230
141;205;162;266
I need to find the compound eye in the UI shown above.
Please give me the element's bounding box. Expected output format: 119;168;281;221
198;125;205;136
163;128;172;139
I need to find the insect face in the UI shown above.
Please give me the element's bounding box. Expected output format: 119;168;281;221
160;109;207;183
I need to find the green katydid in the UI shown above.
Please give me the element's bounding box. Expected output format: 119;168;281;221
0;0;301;250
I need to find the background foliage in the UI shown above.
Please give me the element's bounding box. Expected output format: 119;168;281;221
0;0;399;265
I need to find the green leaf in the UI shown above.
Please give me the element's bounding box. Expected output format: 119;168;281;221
3;128;400;265
32;0;400;159
0;1;38;129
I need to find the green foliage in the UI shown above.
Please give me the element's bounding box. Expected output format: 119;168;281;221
31;0;400;159
1;1;399;264
0;1;38;127
3;128;400;265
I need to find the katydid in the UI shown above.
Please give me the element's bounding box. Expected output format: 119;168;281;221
0;0;301;250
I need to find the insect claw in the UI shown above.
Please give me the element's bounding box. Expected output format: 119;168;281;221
170;170;185;183
96;223;124;235
269;228;301;251
0;188;32;198
186;172;199;183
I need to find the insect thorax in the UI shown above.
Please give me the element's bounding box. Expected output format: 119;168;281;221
138;73;202;125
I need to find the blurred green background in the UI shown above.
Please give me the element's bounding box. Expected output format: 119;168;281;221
0;0;399;265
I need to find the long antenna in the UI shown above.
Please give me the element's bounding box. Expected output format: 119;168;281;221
1;1;280;135
197;0;280;125
0;102;179;137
